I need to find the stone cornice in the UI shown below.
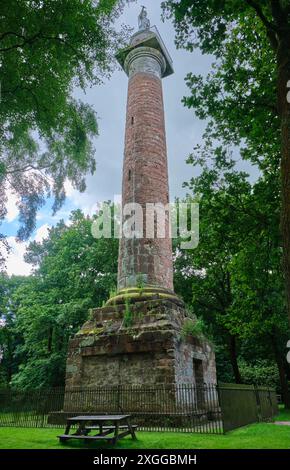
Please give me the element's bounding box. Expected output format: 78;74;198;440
124;46;167;79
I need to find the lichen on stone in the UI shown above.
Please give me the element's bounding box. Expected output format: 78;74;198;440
77;327;105;337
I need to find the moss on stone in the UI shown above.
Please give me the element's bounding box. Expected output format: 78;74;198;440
106;291;178;305
77;327;105;337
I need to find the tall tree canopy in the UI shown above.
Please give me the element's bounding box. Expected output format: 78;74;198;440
173;152;290;405
0;0;130;266
162;0;290;324
0;210;118;389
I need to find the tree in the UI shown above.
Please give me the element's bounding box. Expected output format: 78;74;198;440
173;150;290;404
0;274;27;386
163;0;290;324
0;209;118;388
0;0;130;265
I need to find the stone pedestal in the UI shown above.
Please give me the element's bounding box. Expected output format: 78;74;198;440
65;292;216;389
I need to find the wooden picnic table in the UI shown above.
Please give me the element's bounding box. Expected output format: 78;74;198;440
58;415;137;445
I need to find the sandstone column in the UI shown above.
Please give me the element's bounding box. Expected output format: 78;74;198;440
116;25;175;295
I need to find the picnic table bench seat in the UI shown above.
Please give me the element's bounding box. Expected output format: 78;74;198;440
58;414;137;445
85;424;138;430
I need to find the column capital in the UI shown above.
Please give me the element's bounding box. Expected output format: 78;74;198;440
124;46;167;79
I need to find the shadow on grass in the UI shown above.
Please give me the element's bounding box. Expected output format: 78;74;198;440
58;437;141;450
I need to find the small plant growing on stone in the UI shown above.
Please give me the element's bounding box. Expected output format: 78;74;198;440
136;273;145;295
124;298;133;328
181;318;205;340
109;286;117;299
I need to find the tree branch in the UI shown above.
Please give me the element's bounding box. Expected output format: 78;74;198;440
270;0;284;24
245;0;278;31
5;164;52;175
245;0;279;50
0;32;41;52
0;32;86;67
0;31;25;42
2;84;50;117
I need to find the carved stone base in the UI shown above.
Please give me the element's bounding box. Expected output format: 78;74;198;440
65;297;216;389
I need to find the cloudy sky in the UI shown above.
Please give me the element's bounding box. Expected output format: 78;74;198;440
2;0;258;276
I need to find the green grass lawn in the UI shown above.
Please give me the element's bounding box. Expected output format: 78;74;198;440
0;409;289;450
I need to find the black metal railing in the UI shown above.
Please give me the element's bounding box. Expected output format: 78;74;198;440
0;383;278;434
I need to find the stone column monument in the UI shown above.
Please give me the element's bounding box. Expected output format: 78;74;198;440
116;10;174;297
64;9;216;390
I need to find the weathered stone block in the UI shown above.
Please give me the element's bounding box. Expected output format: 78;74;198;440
64;298;216;393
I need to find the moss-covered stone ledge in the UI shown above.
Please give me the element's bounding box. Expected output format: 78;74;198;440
90;297;184;323
106;286;184;307
75;298;189;338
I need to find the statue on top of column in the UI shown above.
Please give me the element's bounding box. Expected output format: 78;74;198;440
138;6;150;31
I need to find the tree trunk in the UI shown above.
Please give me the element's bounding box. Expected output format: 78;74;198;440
47;327;53;354
228;334;242;384
270;335;290;409
6;332;13;383
277;31;290;327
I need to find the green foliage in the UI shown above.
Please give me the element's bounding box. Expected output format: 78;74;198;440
109;286;118;299
214;345;236;384
239;360;280;390
0;274;28;386
0;209;118;389
163;0;279;170
123;299;133;328
136;274;145;290
10;356;65;390
163;0;290;330
173;154;290;392
181;317;205;340
165;0;290;398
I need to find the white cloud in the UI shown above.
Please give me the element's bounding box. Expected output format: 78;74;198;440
64;180;75;198
64;179;98;216
34;224;50;243
36;213;46;221
4;237;31;276
2;224;51;277
64;179;118;218
5;189;19;222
